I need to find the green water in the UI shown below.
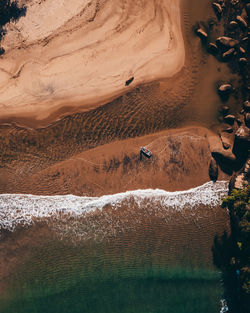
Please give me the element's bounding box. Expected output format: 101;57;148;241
1;277;221;313
0;238;223;313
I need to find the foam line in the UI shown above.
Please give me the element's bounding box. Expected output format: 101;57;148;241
0;181;228;232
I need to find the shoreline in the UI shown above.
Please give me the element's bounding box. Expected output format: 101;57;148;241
0;180;229;232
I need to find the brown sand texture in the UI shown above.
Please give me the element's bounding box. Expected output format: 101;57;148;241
0;0;184;121
0;0;237;195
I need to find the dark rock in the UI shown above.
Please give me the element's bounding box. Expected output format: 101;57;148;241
236;118;243;126
125;77;134;86
218;83;233;96
0;47;4;55
239;47;246;55
245;113;250;128
209;158;218;181
233;127;250;170
236;15;247;29
216;36;238;48
221;105;229;115
222;48;235;59
212;2;223;15
246;3;250;17
228;21;238;30
243;100;250;112
208;43;218;54
212;149;235;162
239;57;247;65
223;127;233;133
224;114;235;125
196;28;208;40
220;135;231;150
211;149;236;175
222;141;231;149
241;37;248;44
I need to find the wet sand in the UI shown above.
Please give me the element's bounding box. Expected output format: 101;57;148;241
0;126;230;195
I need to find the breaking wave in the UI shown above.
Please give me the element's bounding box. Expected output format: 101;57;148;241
0;181;228;233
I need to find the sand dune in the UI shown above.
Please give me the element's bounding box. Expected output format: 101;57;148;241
0;0;184;120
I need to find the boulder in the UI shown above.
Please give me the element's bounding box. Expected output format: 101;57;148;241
211;148;236;163
224;114;235;125
212;2;223;15
220;135;231;150
245;113;250;128
208;43;218;54
236;16;247;29
239;47;246;55
218;83;233;95
209;158;218;181
241;37;248;44
223;127;233;133
222;141;231;150
228;21;238;30
243;100;250;112
239;57;247;65
222;48;235;59
236;118;243;126
221;105;229;115
216;36;238;48
246;3;250;17
196;28;208;40
235;125;250;142
0;47;5;56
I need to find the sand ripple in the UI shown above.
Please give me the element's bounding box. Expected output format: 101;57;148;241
0;0;184;120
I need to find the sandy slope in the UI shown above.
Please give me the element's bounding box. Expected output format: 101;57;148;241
0;0;184;120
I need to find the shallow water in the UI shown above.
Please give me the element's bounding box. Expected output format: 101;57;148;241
0;182;230;313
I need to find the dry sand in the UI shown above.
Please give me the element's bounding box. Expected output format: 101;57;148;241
0;0;184;121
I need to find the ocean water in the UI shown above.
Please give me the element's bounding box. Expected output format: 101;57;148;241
0;181;230;313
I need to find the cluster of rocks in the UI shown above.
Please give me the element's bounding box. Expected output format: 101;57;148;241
209;90;250;182
196;0;249;72
196;0;250;184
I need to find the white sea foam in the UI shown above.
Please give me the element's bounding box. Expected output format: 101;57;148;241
0;181;228;232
